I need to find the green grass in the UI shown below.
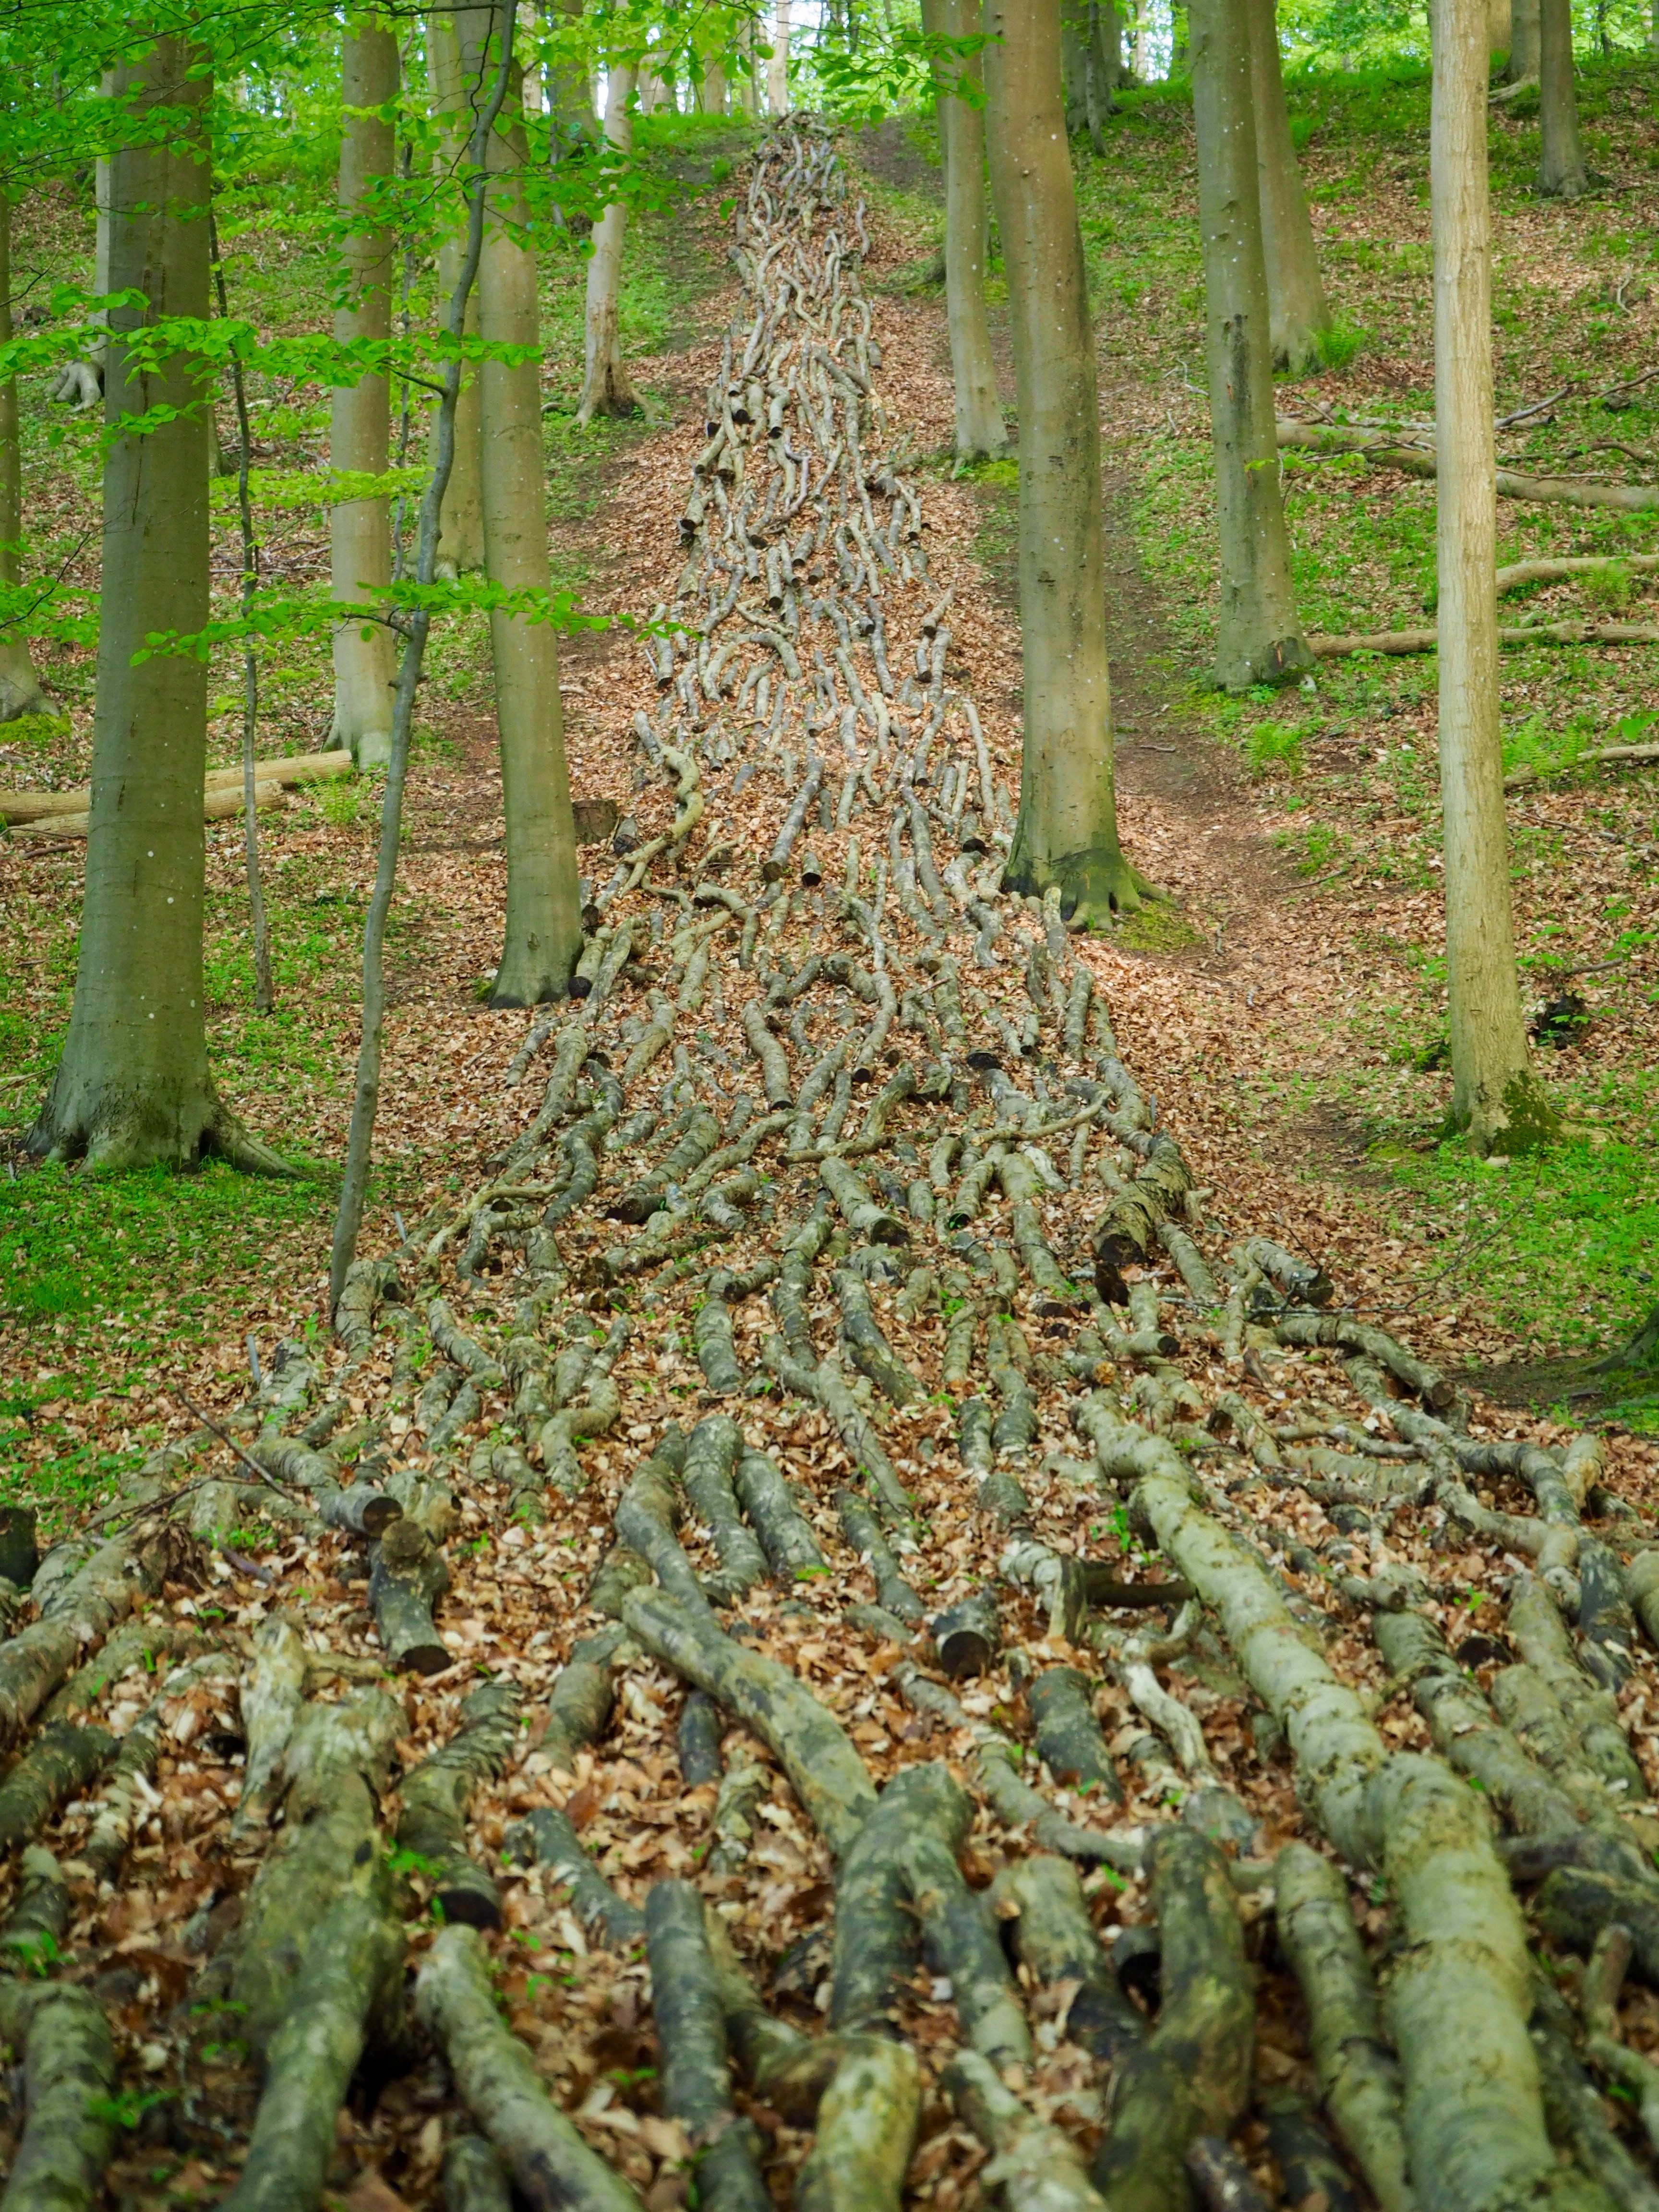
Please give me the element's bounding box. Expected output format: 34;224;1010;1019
0;1162;332;1526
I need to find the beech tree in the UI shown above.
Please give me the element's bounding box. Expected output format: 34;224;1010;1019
428;8;486;573
922;0;1006;460
0;191;48;722
458;1;583;1003
1243;0;1332;374
985;0;1142;921
1431;0;1554;1151
769;0;792;111
1504;0;1541;78
330;18;399;768
1189;0;1311;688
29;34;284;1171
576;60;637;422
1538;0;1588;196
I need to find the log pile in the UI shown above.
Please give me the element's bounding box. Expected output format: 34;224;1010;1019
4;120;1659;2212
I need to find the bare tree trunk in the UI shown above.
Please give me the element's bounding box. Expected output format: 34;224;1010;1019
209;212;274;1016
28;39;285;1174
0;193;48;722
331;20;399;769
1489;0;1514;60
985;0;1142;923
1244;0;1331;374
734;16;759;112
926;0;1007;459
1189;0;1312;688
695;57;728;112
1431;0;1554;1154
428;11;486;576
1538;0;1587;195
456;3;583;1005
1506;0;1541;78
1061;0;1092;128
769;0;792;114
542;0;597;185
576;66;637;424
330;15;516;1309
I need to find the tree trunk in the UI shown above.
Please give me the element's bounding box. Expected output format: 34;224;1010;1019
1189;0;1312;689
986;0;1140;925
1489;0;1514;59
1431;0;1554;1153
576;66;637;424
428;10;486;576
1538;0;1587;196
1061;0;1092;128
457;2;583;1006
330;19;399;769
0;192;47;722
696;58;728;112
1506;0;1541;77
27;41;281;1173
926;0;1007;460
542;0;597;199
734;16;759;113
769;0;792;114
1244;0;1331;374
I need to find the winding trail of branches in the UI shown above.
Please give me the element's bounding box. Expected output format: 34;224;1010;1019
6;122;1659;2212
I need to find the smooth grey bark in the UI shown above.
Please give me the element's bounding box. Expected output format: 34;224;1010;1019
428;11;487;575
985;0;1143;924
27;41;284;1173
0;192;47;721
769;0;792;113
694;55;728;111
1244;0;1332;373
1431;0;1555;1152
924;0;1006;458
576;64;637;423
331;21;399;768
1538;0;1588;196
1506;0;1541;76
1189;0;1313;688
456;3;583;1005
329;13;513;1308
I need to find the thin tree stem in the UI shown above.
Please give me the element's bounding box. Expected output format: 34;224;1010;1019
208;206;274;1016
328;3;517;1316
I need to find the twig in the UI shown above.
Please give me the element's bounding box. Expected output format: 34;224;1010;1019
175;1395;294;1500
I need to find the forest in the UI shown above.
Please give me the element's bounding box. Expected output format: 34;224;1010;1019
0;0;1658;2205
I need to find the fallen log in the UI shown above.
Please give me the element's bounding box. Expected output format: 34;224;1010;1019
1310;621;1659;658
795;2035;921;2212
0;1980;117;2212
0;1524;182;1753
621;1586;877;1858
219;1881;405;2212
1091;1399;1602;2212
0;1717;113;1853
1090;1827;1254;2212
990;1854;1145;2065
232;1612;309;1838
1275;1841;1411;2212
1277;415;1659;511
396;1679;520;1929
368;1516;452;1674
0;747;354;832
644;1881;772;2212
948;2049;1111;2212
417;1924;647;2212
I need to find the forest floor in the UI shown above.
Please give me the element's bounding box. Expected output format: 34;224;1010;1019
4;79;1656;1530
0;75;1658;2212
